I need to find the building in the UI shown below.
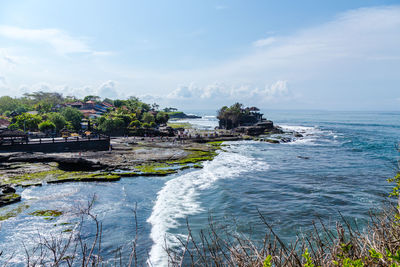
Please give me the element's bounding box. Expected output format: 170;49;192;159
0;119;10;129
65;101;84;109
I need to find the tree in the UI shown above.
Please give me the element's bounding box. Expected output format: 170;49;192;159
24;91;64;105
0;96;17;114
12;113;43;131
163;107;177;112
217;103;246;129
113;99;124;108
83;95;101;102
97;117;125;135
151;103;159;111
156;111;169;125
129;120;141;128
142;112;155;123
61;107;83;131
103;98;114;105
38;120;56;133
34;101;52;113
47;113;66;132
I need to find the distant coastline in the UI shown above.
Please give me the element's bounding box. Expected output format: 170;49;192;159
167;111;202;120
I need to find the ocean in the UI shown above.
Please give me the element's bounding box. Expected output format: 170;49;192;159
0;110;399;266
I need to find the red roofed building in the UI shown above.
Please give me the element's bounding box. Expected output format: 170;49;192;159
102;101;114;108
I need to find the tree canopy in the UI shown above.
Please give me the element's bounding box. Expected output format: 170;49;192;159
0;91;176;136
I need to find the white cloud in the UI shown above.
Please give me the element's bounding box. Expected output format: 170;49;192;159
15;81;120;100
167;84;197;99
253;37;276;47
1;6;400;110
98;80;119;99
167;80;292;105
0;25;110;55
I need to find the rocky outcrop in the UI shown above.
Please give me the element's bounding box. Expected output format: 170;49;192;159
1;153;105;171
0;185;21;207
168;112;201;119
234;120;283;136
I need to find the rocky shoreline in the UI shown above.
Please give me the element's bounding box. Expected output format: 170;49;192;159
0;126;303;208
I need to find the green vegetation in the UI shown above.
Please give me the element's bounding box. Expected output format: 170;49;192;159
3;193;20;200
0;204;30;221
4;170;121;186
217;102;262;129
38;120;56;133
30;209;63;220
0;92;173;137
167;122;192;129
167;148;218;165
61;107;83;131
9;113;42;131
0;193;22;206
30;209;63;217
135;163;178;176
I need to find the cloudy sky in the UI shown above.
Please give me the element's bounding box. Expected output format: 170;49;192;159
0;0;399;111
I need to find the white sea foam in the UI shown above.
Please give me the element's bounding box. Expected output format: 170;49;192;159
278;124;321;134
278;124;335;145
147;148;269;266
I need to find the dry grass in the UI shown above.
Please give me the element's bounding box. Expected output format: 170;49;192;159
166;205;400;267
1;198;400;266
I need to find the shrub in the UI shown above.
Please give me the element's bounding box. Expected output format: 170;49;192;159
38;120;56;133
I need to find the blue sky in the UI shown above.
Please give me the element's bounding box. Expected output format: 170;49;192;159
0;0;399;110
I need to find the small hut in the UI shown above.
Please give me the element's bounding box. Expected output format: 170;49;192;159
0;130;28;145
60;128;72;138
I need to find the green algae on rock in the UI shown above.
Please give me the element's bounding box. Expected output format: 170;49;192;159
30;209;63;221
5;170;121;186
134;163;178;176
0;204;29;221
0;193;22;207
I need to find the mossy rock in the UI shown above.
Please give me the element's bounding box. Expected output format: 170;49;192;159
7;170;121;186
167;122;192;129
167;149;217;165
193;164;203;169
0;204;29;221
5;170;65;185
30;209;63;221
265;139;280;144
51;173;121;183
30;209;63;217
0;193;21;207
134;163;179;176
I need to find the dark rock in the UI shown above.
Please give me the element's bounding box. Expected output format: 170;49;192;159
0;193;21;207
294;133;303;138
1;185;16;194
234;120;276;136
5;154;105;171
56;158;105;171
266;139;280;144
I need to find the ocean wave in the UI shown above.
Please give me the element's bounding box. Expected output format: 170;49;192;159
147;149;270;266
278;124;336;146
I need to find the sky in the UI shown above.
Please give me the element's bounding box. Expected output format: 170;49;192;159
0;0;399;111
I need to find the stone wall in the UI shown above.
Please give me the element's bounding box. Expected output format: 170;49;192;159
0;139;110;153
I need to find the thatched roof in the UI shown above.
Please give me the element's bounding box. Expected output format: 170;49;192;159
0;130;27;138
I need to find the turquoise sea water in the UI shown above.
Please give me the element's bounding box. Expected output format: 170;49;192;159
0;110;399;265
